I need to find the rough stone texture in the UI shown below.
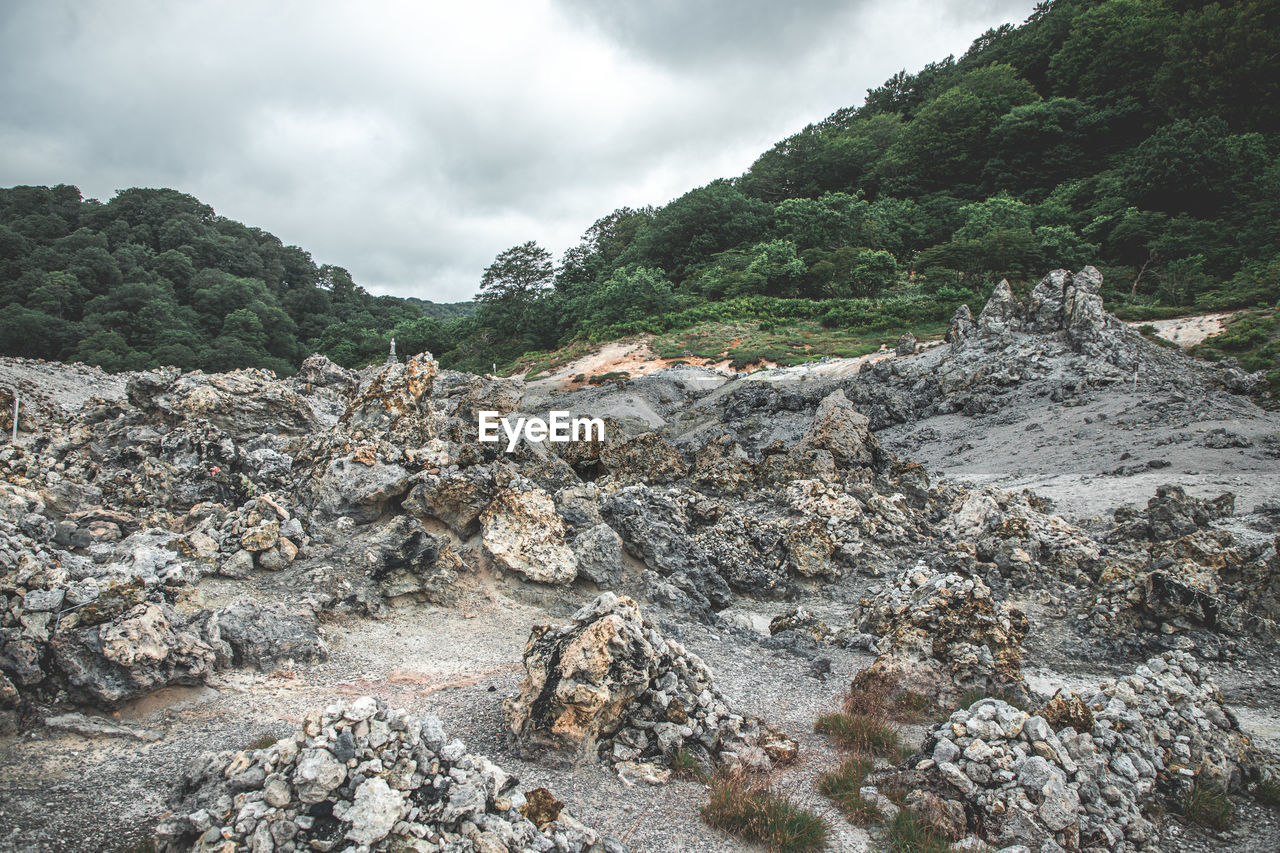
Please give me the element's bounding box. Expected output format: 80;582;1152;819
868;652;1274;853
480;481;578;584
506;593;797;775
794;389;878;468
599;431;688;484
853;563;1029;706
339;352;441;447
214;601;328;670
572;523;624;587
154;697;617;853
604;485;790;613
50;603;220;707
127;367;320;438
317;455;414;523
402;466;496;536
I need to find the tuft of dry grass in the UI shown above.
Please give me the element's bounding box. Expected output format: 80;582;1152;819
814;711;903;759
817;757;879;824
882;809;953;853
814;679;906;758
1184;779;1234;831
701;771;830;852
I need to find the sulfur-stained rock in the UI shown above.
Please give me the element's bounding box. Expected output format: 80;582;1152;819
506;593;797;774
481;482;577;584
339;353;440;445
127;367;319;438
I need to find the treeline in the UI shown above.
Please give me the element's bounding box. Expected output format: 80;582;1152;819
4;0;1277;378
432;0;1279;372
0;185;471;374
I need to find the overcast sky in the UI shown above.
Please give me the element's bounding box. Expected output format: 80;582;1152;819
0;0;1035;302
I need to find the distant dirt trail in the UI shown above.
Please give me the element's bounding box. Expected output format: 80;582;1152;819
1127;312;1235;347
523;338;740;391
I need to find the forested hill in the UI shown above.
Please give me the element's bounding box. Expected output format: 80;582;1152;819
437;0;1278;380
0;185;471;374
2;0;1277;383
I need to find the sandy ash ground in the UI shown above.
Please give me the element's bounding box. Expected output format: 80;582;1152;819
1;280;1279;853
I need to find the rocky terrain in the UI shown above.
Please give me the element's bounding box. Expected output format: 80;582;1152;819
1;268;1278;852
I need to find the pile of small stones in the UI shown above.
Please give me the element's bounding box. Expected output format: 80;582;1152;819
868;651;1273;853
155;695;623;853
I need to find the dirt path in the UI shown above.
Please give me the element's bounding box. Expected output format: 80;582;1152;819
1126;312;1236;347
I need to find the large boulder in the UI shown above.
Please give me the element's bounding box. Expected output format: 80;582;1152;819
402;466;497;536
480;482;578;584
316;454;414;523
600;431;688;484
603;485;790;612
50;603;220;707
794;389;879;469
977;279;1022;337
506;593;797;775
214;602;328;670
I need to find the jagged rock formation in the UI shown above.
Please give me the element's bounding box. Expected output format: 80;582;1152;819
865;652;1274;853
851;563;1029;707
505;593;797;778
2;269;1279;851
154;696;621;853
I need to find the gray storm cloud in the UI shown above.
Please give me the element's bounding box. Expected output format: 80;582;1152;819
0;0;1034;301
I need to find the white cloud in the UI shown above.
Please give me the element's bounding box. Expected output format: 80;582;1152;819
0;0;1035;301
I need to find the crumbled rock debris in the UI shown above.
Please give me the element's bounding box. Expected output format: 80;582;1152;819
866;652;1276;852
0;269;1278;852
154;696;624;852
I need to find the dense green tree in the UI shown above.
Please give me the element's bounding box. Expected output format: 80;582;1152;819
878;64;1040;195
625;181;773;280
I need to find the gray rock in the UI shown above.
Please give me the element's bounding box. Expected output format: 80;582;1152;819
317;456;413;522
572;523;624;587
344;777;404;845
214;601;327;670
22;589;65;613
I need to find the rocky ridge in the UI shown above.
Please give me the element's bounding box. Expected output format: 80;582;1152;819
0;268;1277;851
